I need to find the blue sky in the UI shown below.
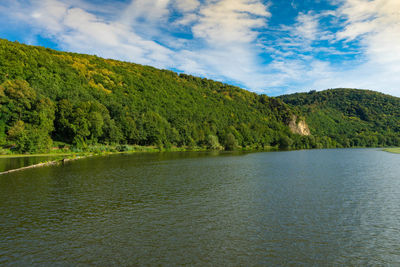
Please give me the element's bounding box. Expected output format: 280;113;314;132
1;0;399;96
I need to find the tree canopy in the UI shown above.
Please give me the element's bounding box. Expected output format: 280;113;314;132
0;39;304;153
279;89;400;148
1;39;398;153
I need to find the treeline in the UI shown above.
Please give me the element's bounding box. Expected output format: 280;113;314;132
1;39;399;153
279;89;400;147
0;39;313;153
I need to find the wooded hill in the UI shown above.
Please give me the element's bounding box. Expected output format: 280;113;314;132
279;89;400;148
0;39;310;153
0;38;399;153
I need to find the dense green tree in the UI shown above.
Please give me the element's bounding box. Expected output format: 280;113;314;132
0;120;6;145
279;89;400;148
278;135;293;149
0;38;398;153
207;135;223;150
224;133;238;151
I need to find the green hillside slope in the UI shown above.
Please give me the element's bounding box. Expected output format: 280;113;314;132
279;89;400;147
0;39;311;153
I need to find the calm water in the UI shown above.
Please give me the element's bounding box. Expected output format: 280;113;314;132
0;149;399;265
0;156;61;173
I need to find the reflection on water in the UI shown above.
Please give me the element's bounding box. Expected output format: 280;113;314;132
0;156;61;172
0;149;399;265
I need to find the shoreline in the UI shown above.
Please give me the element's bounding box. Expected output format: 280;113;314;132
383;148;400;154
0;155;88;175
0;153;74;158
0;148;205;175
0;146;273;175
1;147;398;175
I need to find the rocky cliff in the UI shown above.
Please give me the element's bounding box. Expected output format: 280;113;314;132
288;115;311;136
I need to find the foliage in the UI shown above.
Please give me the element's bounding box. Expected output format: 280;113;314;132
0;39;306;153
279;89;400;147
1;39;398;153
207;135;223;150
384;148;400;154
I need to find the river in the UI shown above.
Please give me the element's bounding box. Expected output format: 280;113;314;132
0;149;399;265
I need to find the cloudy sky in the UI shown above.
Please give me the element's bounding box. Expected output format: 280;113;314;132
0;0;399;96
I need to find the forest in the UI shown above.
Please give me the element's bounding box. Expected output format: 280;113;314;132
279;89;400;148
0;38;399;153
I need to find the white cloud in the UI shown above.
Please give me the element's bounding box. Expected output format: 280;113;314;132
337;0;400;62
174;0;199;12
23;0;175;68
192;0;270;45
327;0;400;95
175;13;199;25
257;0;400;96
121;0;171;25
179;0;271;90
30;0;68;33
294;12;319;41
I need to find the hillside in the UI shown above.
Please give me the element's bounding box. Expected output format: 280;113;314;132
279;89;400;147
1;39;399;153
0;38;313;153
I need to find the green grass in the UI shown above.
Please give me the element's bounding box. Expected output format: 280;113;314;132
383;148;400;154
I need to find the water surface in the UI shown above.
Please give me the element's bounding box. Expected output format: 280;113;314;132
0;156;61;173
0;149;399;265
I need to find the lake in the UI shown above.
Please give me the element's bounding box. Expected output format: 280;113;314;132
0;149;399;265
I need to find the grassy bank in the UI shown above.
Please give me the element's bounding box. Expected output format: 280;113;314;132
0;145;185;157
383;148;400;154
0;143;279;157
